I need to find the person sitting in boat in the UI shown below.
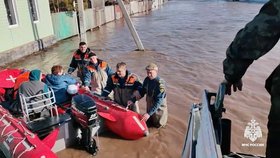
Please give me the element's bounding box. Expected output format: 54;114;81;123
17;69;50;116
67;42;93;84
45;65;77;105
82;52;114;95
130;63;168;128
101;62;142;113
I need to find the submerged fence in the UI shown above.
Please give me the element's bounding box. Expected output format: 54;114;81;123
51;0;164;40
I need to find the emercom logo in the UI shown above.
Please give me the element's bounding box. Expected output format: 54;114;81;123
244;119;262;142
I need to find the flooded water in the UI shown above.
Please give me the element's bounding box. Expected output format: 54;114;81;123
8;0;280;157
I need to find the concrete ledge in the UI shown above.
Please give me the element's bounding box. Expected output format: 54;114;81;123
0;0;167;67
0;36;56;66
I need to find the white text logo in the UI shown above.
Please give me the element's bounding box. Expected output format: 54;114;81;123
244;119;262;142
241;119;264;147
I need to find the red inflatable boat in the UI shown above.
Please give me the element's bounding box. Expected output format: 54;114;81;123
0;106;57;158
0;68;149;158
82;92;149;140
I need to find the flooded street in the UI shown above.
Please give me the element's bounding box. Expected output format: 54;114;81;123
8;0;280;157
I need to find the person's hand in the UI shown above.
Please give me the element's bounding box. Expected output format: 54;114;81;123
126;100;133;109
223;79;243;95
132;90;142;100
76;81;82;87
82;86;90;91
100;96;110;100
68;67;75;75
141;113;150;122
100;96;106;100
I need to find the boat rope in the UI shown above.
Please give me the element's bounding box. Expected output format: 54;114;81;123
0;105;5;112
0;123;8;128
17;145;35;158
18;121;34;138
2;128;18;137
1;113;20;125
0;113;7;121
12;137;26;157
1;121;12;137
132;116;145;131
12;136;34;158
8;114;19;121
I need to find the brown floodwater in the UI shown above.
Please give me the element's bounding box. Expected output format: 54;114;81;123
7;0;280;157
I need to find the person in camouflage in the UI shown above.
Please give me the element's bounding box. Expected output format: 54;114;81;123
222;1;280;157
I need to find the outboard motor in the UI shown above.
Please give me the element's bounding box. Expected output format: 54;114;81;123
71;94;99;155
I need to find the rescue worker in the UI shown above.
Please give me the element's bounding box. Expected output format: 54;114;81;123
101;62;142;113
45;65;77;105
67;42;93;83
133;63;168;128
222;1;280;157
83;52;113;95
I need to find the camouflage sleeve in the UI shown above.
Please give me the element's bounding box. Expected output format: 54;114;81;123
223;0;280;83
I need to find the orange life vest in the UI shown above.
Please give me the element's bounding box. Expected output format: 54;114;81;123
86;61;108;73
13;71;30;99
111;73;137;86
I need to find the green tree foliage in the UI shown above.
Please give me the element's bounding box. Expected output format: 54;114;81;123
49;0;92;13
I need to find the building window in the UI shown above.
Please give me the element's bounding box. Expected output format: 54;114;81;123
4;0;18;26
29;0;39;22
88;0;92;8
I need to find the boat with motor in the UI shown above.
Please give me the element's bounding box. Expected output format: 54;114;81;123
0;69;100;157
182;84;265;158
79;90;149;140
0;68;148;157
0;105;58;158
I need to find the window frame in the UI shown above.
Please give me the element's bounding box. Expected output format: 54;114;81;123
4;0;19;27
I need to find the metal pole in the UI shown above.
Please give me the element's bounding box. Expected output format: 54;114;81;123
116;0;145;51
27;0;44;50
90;0;96;28
77;0;87;43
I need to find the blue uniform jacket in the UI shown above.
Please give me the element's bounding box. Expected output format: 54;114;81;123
140;76;166;116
